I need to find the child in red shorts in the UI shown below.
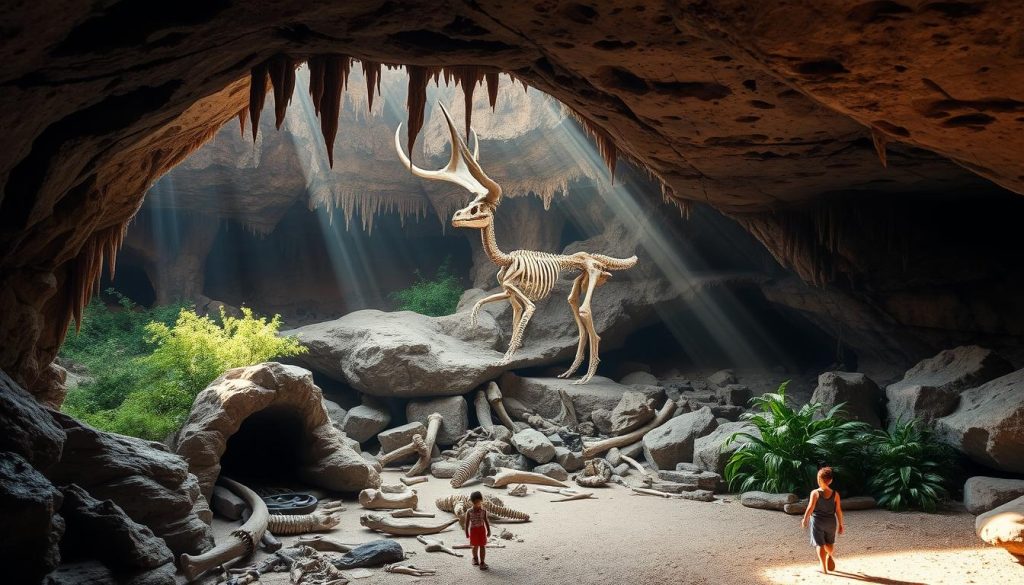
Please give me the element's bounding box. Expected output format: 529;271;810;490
465;491;491;569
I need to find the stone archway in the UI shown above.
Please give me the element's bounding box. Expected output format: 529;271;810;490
173;361;379;503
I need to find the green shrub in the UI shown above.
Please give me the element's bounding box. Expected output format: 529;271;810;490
62;298;306;441
390;257;463;317
861;420;956;512
724;382;871;496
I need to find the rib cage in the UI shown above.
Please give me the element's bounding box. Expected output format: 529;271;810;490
450;443;492;488
435;494;530;525
500;251;565;301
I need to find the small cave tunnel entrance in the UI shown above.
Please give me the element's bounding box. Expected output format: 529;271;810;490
98;252;156;307
219;405;309;488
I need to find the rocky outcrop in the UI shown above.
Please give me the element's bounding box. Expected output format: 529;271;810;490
936;368;1024;474
0;370;66;469
47;411;213;557
693;421;760;476
976;495;1024;558
887;346;1014;424
642;406;718;470
1;451;65;583
174;362;380;499
812;372;883;428
500;373;664;424
342;400;392;444
511;429;556;464
608;390;658;435
964;477;1024;515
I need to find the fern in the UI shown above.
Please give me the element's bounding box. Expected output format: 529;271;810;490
390;256;463;317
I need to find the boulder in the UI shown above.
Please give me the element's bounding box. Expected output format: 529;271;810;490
0;369;66;469
647;480;699;493
49;412;212;557
554;447;583;472
210;486;247;521
693;421;760;475
590;409;614;435
783;496;876;515
546;433;564;446
964;477;1024;515
936;368;1024;473
59;484;173;570
322;398;348;427
642;407;718;470
406;396;468;446
343;401;392;443
533;462;569;481
887;346;1013;424
741;491;798;511
605;447;623;467
975;495;1024;557
361;452;384;472
481;452;530;476
717;384;751;407
332;539;405;569
707;369;737;387
174;362;380;500
500;372;665;424
431;459;460;479
511;429;556;464
377;422;427;462
609;390;657;434
0;451;64;583
811;372;883;428
42;561;176;585
656;469;720;490
710;405;744;421
620;371;659;386
620;440;645;461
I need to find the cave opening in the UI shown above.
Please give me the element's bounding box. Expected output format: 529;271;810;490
98;252;156;308
219;405;309;488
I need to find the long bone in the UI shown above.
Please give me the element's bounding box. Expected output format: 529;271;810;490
582;400;676;457
407;412;442;477
485;382;517;431
417;535;463;557
474;389;495;430
400;475;429;486
358;488;418;510
385;564;437;576
377;434;429;468
484;467;568;488
360;513;459;536
180;477;267;582
391;508;435;518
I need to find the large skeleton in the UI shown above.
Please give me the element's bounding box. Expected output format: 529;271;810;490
395;103;637;383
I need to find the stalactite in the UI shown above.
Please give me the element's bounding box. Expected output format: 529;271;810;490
309;187;430;234
362;60;382;112
68;222;129;331
308;56;326;116
319;55;351;168
237;108;247;138
444;66;485;139
485;71;500;110
871;128;888;168
268;55;297;130
405;65;431;154
248;62;268;141
563;106;617;179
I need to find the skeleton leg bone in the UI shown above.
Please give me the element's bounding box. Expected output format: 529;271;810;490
501;282;535;362
558;273;588;379
470;291;509;327
575;263;605;384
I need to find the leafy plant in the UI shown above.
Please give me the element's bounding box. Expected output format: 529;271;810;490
62;298;306;441
724;381;871;496
861;420;956;512
390;257;463;317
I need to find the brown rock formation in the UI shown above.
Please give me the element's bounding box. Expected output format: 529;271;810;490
0;1;1023;401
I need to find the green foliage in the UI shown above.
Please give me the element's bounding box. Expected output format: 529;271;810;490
861;420;956;512
724;382;871;496
390;257;463;317
61;293;306;441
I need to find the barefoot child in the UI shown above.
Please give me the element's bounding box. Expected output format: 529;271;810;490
802;466;845;574
466;491;492;570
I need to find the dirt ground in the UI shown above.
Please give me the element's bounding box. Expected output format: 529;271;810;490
197;470;1022;585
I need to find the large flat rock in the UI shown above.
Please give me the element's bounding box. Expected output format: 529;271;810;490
936;368;1024;474
498;372;665;423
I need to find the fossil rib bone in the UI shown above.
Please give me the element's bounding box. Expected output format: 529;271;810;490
582;400;676;458
435;493;530;528
485;382;517;431
358;488;418;510
408;413;442;477
484;467;568;488
474;389;495;430
267;511;340;535
400;475;429;486
360;513;458;536
620;454;652;477
396;102;637;384
450;441;497;488
417;535;463;557
180;477;267;582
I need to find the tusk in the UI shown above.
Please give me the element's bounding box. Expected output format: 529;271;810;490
471;128;479;160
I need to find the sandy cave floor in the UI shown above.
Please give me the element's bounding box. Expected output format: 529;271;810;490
198;470;1022;585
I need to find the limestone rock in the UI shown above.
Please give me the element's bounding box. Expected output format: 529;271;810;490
812;372;883;427
0;369;66;469
620;371;659;386
887;346;1013;424
343;401;392;443
590;409;614;435
60;484;173;570
656;469;720;491
500;373;664;424
1;451;64;583
49;412;212;556
741;491;798;511
554;447;583;473
964;477;1024;515
642;407;718;470
174;362;379;500
511;429;556;464
936;368;1024;473
694;421;760;475
609;390;657;434
377;422;427;463
533;462;569;481
407;396;468;446
707;369;737;387
717;384;752;407
975;495;1024;557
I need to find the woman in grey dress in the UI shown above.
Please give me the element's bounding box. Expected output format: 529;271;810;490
801;466;845;574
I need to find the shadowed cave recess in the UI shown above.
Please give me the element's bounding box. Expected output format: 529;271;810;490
2;2;1024;584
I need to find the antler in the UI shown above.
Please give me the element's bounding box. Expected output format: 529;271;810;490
395;101;502;207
